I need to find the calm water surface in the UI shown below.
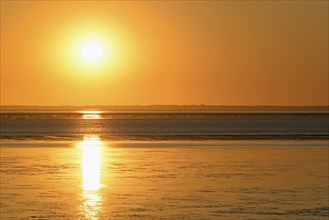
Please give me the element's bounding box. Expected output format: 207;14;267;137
1;111;328;140
1;140;328;220
1;111;328;219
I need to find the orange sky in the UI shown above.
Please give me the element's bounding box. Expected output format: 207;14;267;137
1;1;328;106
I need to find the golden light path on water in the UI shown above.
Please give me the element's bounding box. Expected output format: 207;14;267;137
81;136;102;190
78;135;104;219
80;110;102;119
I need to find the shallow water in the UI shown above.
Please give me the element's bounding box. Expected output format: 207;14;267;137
1;112;328;141
1;140;328;219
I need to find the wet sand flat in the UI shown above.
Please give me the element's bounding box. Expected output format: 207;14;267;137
0;141;328;219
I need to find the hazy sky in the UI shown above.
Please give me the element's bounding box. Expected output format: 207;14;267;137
1;1;328;106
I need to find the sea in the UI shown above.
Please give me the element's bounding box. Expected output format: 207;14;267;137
1;111;328;141
0;111;328;219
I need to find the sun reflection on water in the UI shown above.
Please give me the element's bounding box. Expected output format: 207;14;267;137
81;110;102;119
81;136;102;190
79;135;103;219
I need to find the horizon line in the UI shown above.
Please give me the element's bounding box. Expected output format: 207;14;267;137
1;105;328;107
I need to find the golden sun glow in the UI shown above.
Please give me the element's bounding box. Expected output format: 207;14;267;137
79;40;104;63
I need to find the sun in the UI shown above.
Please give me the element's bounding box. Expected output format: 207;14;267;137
79;40;104;63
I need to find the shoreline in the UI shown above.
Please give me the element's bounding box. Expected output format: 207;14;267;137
1;139;328;148
1;134;328;142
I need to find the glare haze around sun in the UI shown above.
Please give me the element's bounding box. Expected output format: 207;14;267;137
79;40;104;63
